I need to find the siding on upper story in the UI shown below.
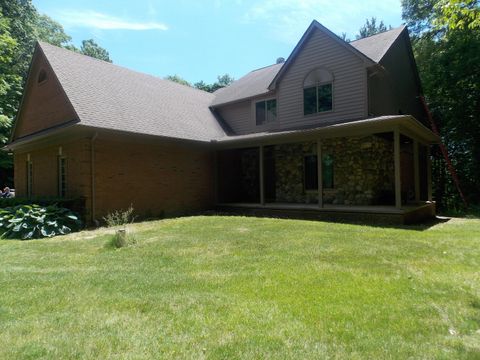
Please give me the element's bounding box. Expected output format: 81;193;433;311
368;32;426;123
215;27;369;135
216;92;281;135
276;28;368;129
216;99;252;135
12;49;77;140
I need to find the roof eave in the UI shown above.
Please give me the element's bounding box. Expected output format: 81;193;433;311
211;89;276;108
5;120;81;151
211;115;440;147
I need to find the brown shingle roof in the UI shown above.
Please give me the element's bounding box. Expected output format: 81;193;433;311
39;42;226;142
34;24;409;142
211;63;283;106
350;26;406;63
212;25;407;107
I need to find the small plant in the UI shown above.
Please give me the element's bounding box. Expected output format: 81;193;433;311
103;205;137;249
103;204;136;227
108;229;137;249
0;204;82;240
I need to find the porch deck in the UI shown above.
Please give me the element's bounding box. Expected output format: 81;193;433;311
216;201;436;225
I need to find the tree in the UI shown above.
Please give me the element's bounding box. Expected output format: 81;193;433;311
0;14;18;180
356;17;392;39
194;74;234;93
339;32;351;42
0;0;113;185
165;74;191;87
80;39;112;63
435;0;480;30
402;0;480;208
34;14;72;47
166;73;235;92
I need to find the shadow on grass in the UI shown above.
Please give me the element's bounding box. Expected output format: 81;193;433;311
206;208;452;231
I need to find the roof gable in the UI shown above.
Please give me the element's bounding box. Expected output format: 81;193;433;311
11;45;79;141
37;42;226;142
268;20;375;90
350;26;406;63
212;23;409;107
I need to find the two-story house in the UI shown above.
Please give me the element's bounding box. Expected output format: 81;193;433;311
7;21;439;224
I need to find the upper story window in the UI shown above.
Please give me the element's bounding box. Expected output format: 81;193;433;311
303;68;333;115
255;99;277;126
37;69;47;84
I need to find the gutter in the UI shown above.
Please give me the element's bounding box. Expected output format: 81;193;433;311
90;132;98;225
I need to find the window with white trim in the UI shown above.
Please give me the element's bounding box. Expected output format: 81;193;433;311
303;68;333;115
255;99;277;125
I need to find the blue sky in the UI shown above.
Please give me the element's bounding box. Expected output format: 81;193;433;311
33;0;404;84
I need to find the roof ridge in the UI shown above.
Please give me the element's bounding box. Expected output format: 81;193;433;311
350;25;406;43
250;62;282;73
37;41;215;97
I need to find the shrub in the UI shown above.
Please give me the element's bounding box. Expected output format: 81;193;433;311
0;197;86;222
0;204;82;240
108;229;137;249
103;205;136;227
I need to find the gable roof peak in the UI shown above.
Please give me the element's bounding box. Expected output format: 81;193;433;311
349;25;407;63
267;19;376;90
35;40;225;142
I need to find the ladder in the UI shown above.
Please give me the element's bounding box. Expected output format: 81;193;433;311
420;95;468;208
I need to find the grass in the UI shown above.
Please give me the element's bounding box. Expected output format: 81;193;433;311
0;215;479;359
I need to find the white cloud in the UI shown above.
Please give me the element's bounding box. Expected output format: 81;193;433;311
244;0;402;44
56;10;168;31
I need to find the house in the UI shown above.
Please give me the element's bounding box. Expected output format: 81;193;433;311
7;20;439;224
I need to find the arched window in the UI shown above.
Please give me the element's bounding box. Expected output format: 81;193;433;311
37;69;47;84
303;68;333;115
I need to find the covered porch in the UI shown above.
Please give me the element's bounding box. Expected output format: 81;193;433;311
213;115;439;224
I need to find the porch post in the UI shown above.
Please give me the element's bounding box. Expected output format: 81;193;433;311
427;146;432;201
214;150;219;205
394;129;402;208
259;145;265;206
413;139;420;203
317;139;323;208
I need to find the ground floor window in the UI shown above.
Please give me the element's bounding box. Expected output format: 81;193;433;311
58;156;66;198
26;160;33;198
304;155;318;191
303;153;334;191
322;153;334;189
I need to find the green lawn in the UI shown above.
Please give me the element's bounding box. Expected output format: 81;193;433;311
0;216;479;359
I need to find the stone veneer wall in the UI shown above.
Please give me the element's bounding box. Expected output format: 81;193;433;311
322;136;394;205
272;135;395;205
274;142;318;203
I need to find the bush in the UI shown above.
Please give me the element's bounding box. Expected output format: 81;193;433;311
0;197;86;222
108;229;137;249
0;204;82;240
103;205;136;227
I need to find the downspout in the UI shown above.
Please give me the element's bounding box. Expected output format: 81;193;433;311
90;132;98;226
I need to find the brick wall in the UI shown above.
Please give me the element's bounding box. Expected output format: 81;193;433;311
93;135;215;220
13;50;77;140
14;132;215;224
14;137;92;217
